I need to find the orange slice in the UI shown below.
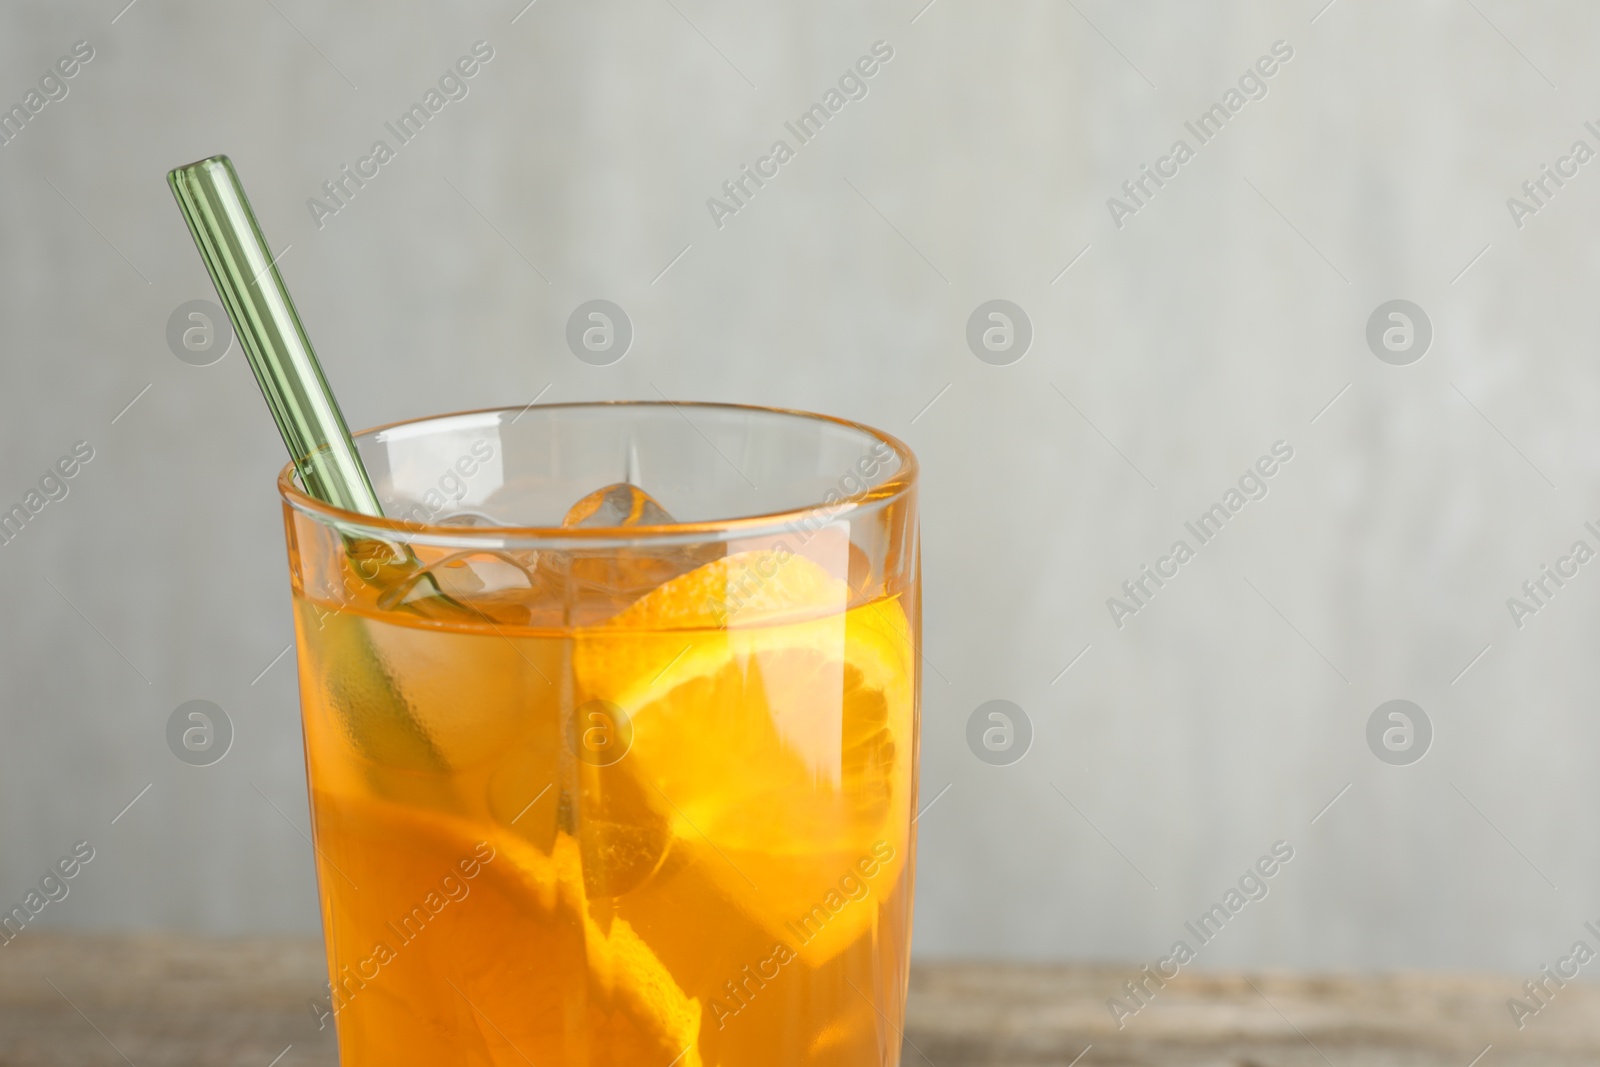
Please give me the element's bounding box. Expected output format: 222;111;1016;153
316;791;703;1065
574;550;916;965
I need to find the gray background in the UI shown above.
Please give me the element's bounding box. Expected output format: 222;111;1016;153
1;0;1596;977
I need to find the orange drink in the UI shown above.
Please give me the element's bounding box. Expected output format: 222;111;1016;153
281;403;920;1066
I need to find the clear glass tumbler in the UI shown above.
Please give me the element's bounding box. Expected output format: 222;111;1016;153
281;401;920;1066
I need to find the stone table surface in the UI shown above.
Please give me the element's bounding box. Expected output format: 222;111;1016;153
1;935;1594;1065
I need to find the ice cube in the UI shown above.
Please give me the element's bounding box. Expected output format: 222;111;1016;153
564;483;676;528
532;483;721;627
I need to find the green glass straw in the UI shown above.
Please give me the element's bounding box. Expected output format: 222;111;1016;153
168;155;384;518
170;155;451;779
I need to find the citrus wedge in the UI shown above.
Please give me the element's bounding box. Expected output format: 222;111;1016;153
314;791;703;1065
574;550;917;966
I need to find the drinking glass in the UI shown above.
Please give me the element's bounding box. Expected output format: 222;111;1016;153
281;401;920;1066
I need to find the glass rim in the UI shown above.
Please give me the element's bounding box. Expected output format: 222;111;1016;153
277;400;918;550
